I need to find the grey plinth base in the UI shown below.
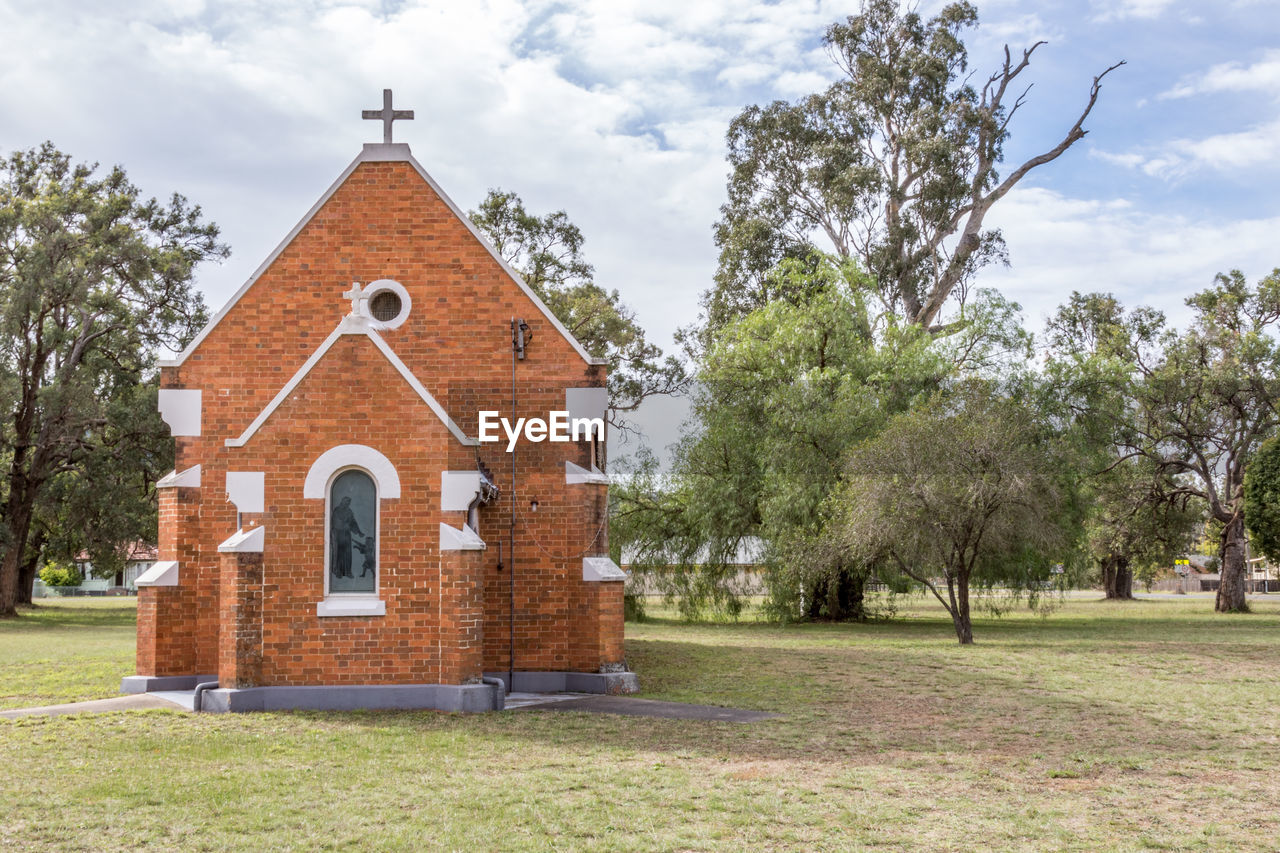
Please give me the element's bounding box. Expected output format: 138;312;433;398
485;670;640;695
121;674;217;694
199;682;502;714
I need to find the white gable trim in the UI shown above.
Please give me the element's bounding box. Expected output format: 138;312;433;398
161;143;604;368
225;316;476;448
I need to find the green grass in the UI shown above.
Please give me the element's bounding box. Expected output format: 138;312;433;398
0;599;136;710
4;596;1280;850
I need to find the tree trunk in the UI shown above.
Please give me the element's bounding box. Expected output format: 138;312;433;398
1101;556;1117;598
951;572;974;645
1115;559;1133;599
16;545;41;607
1103;555;1134;600
0;498;35;617
1216;515;1250;613
15;529;46;607
831;567;866;622
805;567;866;621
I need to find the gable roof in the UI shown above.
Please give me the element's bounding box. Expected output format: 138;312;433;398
162;143;605;369
225;314;476;448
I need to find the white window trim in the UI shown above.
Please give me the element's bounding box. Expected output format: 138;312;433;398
319;466;384;617
360;278;412;330
303;444;401;500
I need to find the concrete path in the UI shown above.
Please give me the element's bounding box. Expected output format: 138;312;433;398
513;694;780;722
503;691;593;710
0;693;187;719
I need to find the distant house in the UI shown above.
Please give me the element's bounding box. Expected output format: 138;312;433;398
1149;554;1280;594
33;542;157;597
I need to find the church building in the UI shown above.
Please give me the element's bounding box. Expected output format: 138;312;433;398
122;92;634;712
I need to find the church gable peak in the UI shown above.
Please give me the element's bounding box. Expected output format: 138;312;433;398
163;142;603;368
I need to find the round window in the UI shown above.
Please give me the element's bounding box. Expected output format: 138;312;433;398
359;279;411;329
370;290;402;322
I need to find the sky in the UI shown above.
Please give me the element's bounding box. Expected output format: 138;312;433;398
2;0;1279;450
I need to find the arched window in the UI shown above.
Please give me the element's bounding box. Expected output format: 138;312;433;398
326;468;378;595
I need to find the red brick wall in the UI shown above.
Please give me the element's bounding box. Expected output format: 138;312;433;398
145;155;626;686
218;551;263;688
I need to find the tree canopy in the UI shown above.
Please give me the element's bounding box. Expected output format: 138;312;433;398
0;142;223;614
1244;434;1280;566
833;381;1080;643
702;0;1121;342
1046;273;1280;613
469;189;685;421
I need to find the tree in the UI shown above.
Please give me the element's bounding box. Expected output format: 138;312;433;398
834;381;1080;643
616;253;1030;621
1042;293;1201;600
1244;434;1280;566
33;381;174;593
702;0;1122;340
1085;459;1200;600
0;143;223;616
468;190;684;421
1047;274;1280;614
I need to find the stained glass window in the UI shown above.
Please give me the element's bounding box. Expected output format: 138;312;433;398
328;469;377;593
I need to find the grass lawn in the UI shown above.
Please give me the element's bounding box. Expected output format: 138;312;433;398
3;596;1280;851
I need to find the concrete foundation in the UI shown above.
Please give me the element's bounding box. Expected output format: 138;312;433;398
485;669;640;695
121;674;217;694
122;668;637;712
200;682;502;713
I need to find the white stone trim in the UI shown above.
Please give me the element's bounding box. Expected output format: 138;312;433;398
218;526;265;554
158;389;202;436
565;460;610;486
225;318;475;448
317;596;386;618
360;278;412;330
441;471;483;512
583;556;627;582
440;522;485;551
303;445;401;499
157;464;201;489
161;143;602;368
135;560;180;587
226;472;265;514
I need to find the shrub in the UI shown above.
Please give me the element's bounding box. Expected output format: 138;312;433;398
39;563;82;588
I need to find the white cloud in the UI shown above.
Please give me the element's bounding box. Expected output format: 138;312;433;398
1091;0;1179;22
1160;49;1280;100
1090;116;1280;179
1090;150;1146;169
0;0;1272;370
982;186;1280;334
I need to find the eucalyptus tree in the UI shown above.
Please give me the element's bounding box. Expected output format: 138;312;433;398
469;190;685;421
1048;274;1280;613
0;143;221;615
703;0;1122;340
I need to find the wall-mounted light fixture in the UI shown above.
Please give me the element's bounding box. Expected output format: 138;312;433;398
530;499;539;513
513;319;532;360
